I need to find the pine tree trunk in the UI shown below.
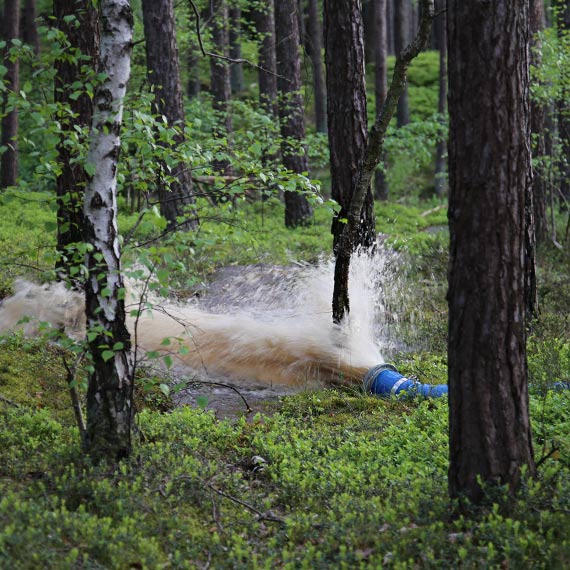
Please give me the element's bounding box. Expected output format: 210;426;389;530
394;0;410;126
210;0;233;177
187;42;201;98
387;0;395;55
0;0;20;189
434;0;447;197
275;0;314;227
447;0;536;503
307;0;327;133
253;2;279;117
22;0;39;54
556;1;570;209
374;0;389;201
229;6;244;95
331;0;434;324
54;0;99;281
141;0;197;230
530;0;547;242
83;0;134;463
325;0;375;249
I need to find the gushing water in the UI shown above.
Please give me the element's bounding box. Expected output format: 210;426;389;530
0;249;399;389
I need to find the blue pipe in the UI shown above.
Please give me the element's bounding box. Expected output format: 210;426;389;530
364;364;570;399
363;364;448;399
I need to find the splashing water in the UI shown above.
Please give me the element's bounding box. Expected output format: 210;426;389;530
0;249;399;389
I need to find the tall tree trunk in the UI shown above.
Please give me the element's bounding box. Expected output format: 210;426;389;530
556;0;570;210
275;0;314;227
1;0;20;189
530;0;547;242
374;0;389;201
141;0;197;231
324;0;375;250
307;0;327;133
394;0;410;126
447;0;536;503
187;41;201;98
210;0;233;177
54;0;99;281
22;0;39;54
434;0;447;197
387;0;395;55
83;0;134;464
229;5;244;94
331;0;434;324
253;1;279;118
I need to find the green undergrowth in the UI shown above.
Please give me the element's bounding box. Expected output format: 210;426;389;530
1;389;569;569
0;188;449;297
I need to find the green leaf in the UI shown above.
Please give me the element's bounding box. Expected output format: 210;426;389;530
112;342;124;351
164;355;173;369
159;383;170;397
101;350;114;362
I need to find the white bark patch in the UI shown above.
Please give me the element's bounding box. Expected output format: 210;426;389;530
84;0;133;324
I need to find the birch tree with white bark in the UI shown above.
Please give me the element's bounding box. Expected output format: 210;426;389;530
82;0;134;463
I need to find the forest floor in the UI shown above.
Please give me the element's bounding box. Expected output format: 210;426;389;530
1;197;570;568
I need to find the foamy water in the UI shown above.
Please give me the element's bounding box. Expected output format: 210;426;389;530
0;249;398;388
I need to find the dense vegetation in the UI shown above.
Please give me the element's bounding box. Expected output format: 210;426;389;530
2;2;570;567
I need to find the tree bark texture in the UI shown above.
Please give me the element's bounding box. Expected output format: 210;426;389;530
54;0;99;280
324;0;375;250
253;1;279;117
141;0;197;230
1;0;20;189
374;0;389;201
209;0;233;177
307;0;327;133
83;0;134;463
229;6;244;94
556;1;570;209
394;0;410;126
332;0;434;324
275;0;314;227
434;0;447;197
22;0;39;54
447;0;536;502
530;0;547;241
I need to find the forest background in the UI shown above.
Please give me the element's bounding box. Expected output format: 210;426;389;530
0;0;570;568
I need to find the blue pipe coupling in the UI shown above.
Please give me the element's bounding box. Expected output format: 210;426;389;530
363;364;448;399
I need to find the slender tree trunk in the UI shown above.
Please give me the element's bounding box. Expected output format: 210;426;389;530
187;41;201;98
253;1;279;118
22;0;39;54
210;0;233;177
394;0;410;126
387;0;395;55
374;0;389;201
1;0;20;189
434;0;447;197
530;0;547;242
83;0;134;464
141;0;197;230
275;0;314;227
307;0;327;133
229;5;244;95
447;0;536;503
54;0;99;281
325;0;375;250
556;0;570;209
332;0;434;324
